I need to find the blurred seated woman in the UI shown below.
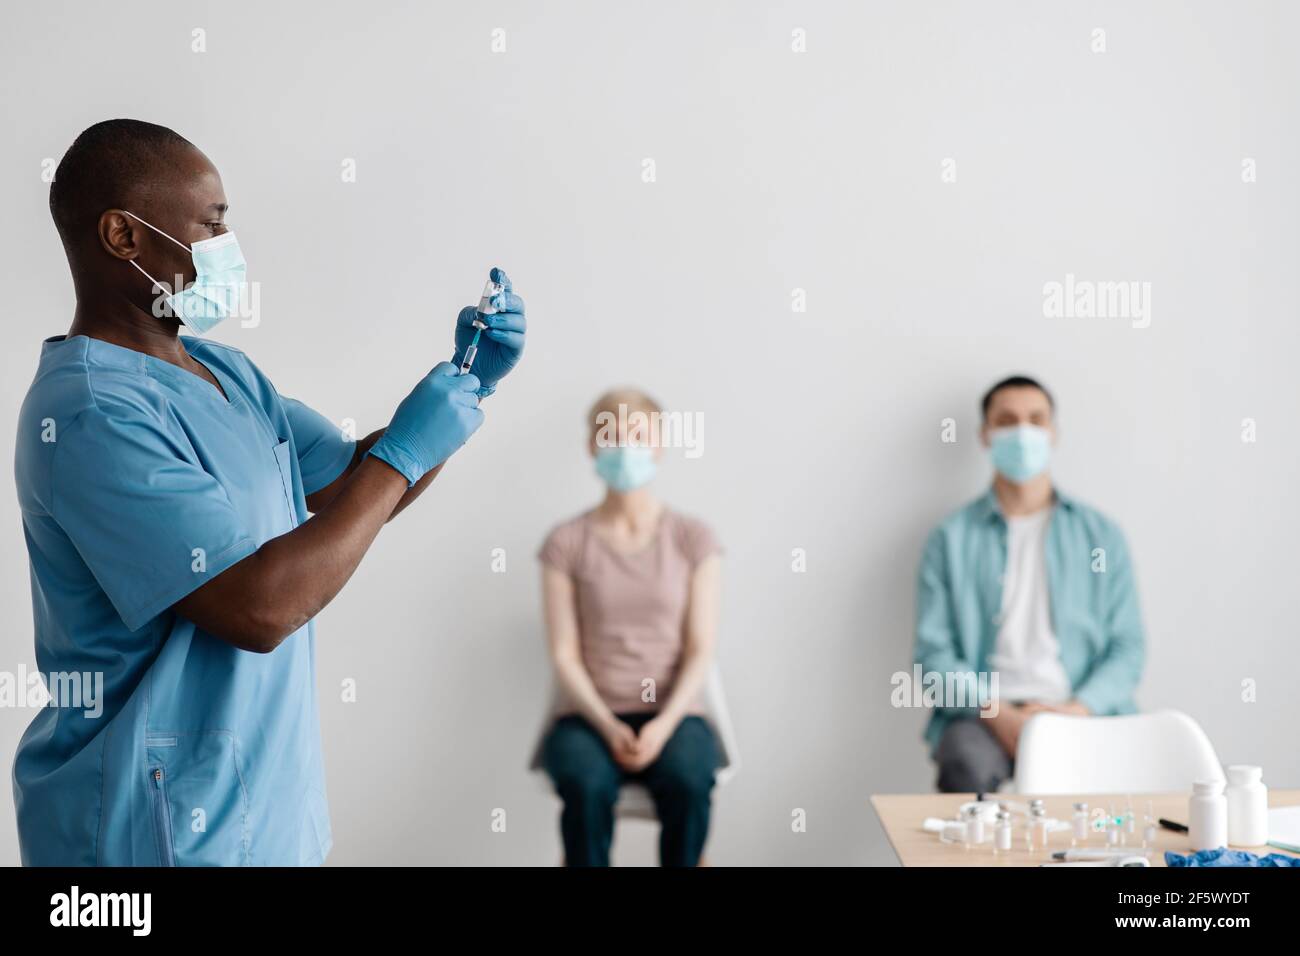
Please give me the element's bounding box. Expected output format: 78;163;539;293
538;388;722;867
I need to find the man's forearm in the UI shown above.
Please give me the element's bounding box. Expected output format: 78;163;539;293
175;454;409;652
389;457;441;520
360;429;445;520
311;429;443;520
247;456;409;641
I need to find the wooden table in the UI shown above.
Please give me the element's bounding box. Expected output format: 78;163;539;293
870;790;1300;867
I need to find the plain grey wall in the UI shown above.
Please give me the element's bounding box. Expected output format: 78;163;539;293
1;0;1297;866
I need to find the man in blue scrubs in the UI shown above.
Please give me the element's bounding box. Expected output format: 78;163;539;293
12;119;526;865
914;376;1145;792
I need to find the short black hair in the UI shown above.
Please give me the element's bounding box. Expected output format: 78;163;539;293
981;374;1054;420
49;119;195;244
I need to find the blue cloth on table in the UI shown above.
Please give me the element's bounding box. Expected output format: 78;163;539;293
1165;848;1300;867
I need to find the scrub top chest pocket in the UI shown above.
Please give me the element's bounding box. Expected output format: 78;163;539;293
211;431;302;544
271;439;300;532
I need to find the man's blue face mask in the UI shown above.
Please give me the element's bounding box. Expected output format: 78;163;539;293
989;424;1052;483
124;211;246;335
594;446;657;492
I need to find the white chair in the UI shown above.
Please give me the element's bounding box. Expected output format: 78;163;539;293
529;665;740;820
1012;709;1223;795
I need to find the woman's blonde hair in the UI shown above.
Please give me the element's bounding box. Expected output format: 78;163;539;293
587;387;662;445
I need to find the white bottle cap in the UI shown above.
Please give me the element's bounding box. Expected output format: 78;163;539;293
1192;778;1225;795
1225;765;1263;785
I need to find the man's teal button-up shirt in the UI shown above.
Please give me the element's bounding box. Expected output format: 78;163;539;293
914;489;1145;753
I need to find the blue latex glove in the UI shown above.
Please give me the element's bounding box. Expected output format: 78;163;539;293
452;267;525;398
367;362;484;486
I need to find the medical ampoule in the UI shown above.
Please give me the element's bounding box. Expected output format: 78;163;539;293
1125;797;1137;841
1143;800;1157;849
1024;800;1042;851
1107;804;1121;846
477;276;503;317
1072;801;1090;846
1031;803;1050;849
994;810;1013;855
964;806;985;848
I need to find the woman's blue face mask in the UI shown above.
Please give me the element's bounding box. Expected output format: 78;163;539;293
594;446;657;492
988;424;1052;483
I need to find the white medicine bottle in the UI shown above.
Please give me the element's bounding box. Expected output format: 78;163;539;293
1225;765;1268;847
1188;779;1228;851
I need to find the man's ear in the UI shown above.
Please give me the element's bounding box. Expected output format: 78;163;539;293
98;209;140;261
979;423;990;448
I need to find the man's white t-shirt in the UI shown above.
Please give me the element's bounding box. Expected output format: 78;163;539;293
989;507;1072;702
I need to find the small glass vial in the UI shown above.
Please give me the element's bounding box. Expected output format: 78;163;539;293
1103;804;1117;845
1142;800;1157;849
994;809;1013;854
476;276;503;316
964;805;985;848
1032;803;1050;848
1072;801;1089;846
1125;798;1137;838
1025;800;1045;851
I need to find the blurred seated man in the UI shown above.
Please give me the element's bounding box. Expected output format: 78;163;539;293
914;375;1145;792
538;388;722;866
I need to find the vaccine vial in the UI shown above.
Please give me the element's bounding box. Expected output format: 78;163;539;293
1143;800;1157;849
1025;799;1045;849
1031;802;1050;849
476;277;503;320
995;810;1013;854
1107;805;1121;846
965;806;985;847
1072;801;1089;846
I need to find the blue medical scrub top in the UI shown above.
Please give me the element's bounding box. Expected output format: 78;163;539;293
12;334;355;866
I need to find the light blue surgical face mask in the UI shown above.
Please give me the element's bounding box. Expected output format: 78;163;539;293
989;424;1052;483
125;211;246;335
594;446;657;492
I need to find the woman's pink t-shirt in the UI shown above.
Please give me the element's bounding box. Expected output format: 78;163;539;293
539;509;721;715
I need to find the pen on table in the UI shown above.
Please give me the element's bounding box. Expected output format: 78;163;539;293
1053;847;1151;861
1159;818;1189;833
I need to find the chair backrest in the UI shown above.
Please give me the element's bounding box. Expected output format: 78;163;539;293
1012;709;1223;795
529;664;740;783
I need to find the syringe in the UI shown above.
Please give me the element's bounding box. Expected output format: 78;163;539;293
459;275;504;376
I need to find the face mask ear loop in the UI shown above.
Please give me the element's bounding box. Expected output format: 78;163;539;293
122;211;192;299
128;259;173;296
121;210;193;253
